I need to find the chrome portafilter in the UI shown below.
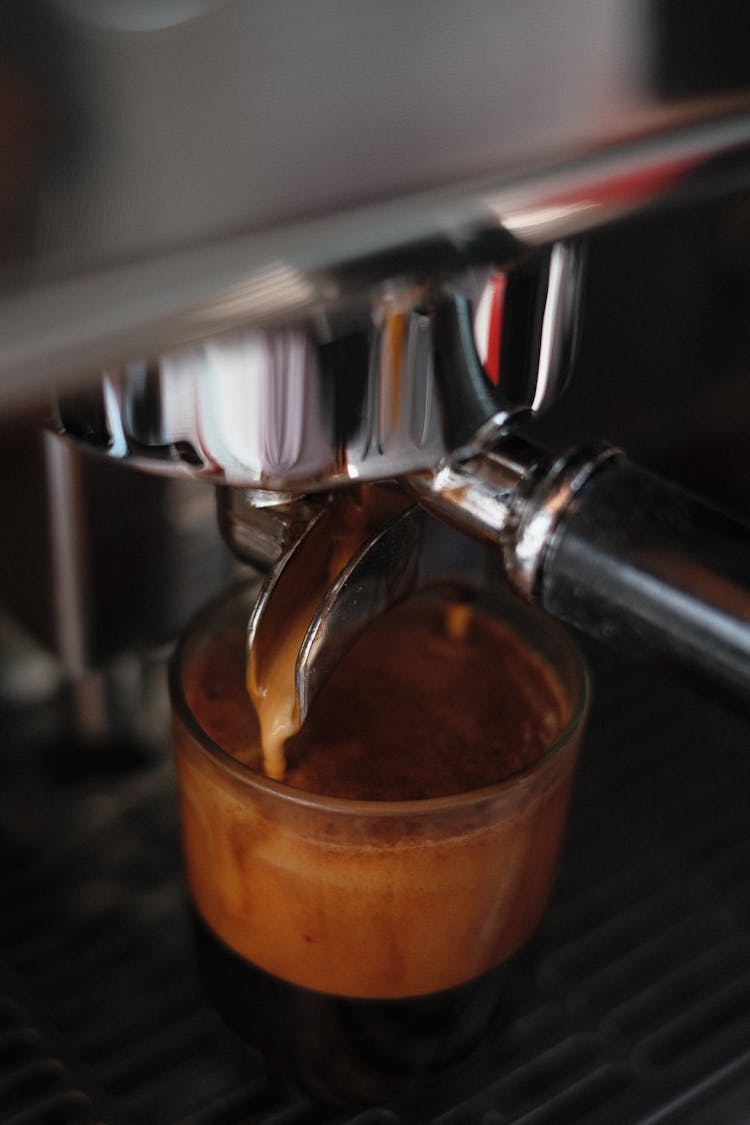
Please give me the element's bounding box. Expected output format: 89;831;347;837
247;434;750;729
241;246;750;720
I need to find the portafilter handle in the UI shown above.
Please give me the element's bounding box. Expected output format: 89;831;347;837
410;437;750;703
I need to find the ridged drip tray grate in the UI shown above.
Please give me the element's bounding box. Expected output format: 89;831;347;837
1;643;749;1124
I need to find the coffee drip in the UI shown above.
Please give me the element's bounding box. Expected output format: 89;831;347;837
246;486;411;780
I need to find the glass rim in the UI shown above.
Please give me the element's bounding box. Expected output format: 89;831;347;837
169;579;590;819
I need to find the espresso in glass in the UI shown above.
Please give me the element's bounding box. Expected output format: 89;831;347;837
171;582;587;1104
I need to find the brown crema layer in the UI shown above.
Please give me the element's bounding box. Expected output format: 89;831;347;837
186;594;567;800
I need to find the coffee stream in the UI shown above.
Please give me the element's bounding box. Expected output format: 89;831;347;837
246;487;410;780
246;589;322;780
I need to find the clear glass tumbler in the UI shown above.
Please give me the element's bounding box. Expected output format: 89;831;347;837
170;581;588;1104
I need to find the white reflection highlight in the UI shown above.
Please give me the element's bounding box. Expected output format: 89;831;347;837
194;263;316;323
500;200;599;242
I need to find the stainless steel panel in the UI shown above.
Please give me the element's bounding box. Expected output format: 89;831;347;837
1;2;749;401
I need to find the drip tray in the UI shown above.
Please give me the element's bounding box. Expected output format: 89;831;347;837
1;643;749;1124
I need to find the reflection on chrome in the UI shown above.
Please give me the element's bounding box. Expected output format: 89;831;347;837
192;263;319;325
56;245;582;491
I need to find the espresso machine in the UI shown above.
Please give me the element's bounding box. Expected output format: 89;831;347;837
2;2;750;1122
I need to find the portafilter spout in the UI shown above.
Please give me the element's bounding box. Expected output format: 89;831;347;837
246;495;488;728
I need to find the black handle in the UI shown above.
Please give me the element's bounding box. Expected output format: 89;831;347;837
539;458;750;699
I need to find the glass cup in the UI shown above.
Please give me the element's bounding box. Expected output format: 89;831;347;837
170;581;588;1104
